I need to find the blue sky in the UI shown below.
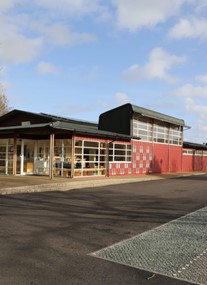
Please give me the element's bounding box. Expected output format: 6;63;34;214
1;0;207;143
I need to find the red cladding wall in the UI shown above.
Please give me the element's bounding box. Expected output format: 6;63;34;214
148;144;182;174
132;141;153;175
182;154;193;172
78;138;207;177
153;144;169;173
130;141;183;175
182;149;207;172
169;145;182;173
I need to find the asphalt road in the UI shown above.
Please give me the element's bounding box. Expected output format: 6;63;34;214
0;174;207;285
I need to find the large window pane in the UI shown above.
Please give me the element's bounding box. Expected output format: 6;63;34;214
109;143;132;162
133;116;153;142
74;139;106;176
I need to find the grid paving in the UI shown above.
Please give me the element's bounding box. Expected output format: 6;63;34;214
92;206;207;285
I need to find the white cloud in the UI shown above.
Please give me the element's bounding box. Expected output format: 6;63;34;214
185;97;207;117
35;23;96;46
172;84;207;97
123;47;186;83
184;97;207;142
115;92;131;105
34;0;104;17
196;74;207;84
0;0;15;13
112;0;190;32
185;120;207;143
168;17;207;40
0;3;97;64
0;34;43;64
171;83;207;142
37;61;59;75
0;5;44;64
195;0;207;13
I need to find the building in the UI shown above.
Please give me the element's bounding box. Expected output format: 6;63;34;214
0;103;207;178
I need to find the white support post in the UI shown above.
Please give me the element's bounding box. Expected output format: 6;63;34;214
49;132;54;179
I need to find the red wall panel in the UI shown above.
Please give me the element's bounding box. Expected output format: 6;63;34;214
182;150;207;172
203;156;207;170
193;156;203;171
182;155;193;172
169;145;182;173
153;144;169;173
132;141;183;174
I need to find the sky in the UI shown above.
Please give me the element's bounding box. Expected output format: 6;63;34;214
1;0;207;143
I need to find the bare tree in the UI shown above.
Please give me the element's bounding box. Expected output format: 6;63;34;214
0;66;10;116
0;85;10;116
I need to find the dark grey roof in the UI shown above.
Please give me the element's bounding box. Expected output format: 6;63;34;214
0;109;131;141
50;121;131;140
0;123;49;131
130;104;185;126
0;109;98;128
99;103;186;128
183;141;207;150
40;113;98;128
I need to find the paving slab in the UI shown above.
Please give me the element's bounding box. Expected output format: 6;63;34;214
92;206;207;285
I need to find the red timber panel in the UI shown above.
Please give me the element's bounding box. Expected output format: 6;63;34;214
169;145;182;172
182;149;207;172
193;155;204;171
153;144;182;173
182;150;207;172
132;140;153;174
203;155;207;170
182;155;193;172
153;144;169;173
109;162;133;176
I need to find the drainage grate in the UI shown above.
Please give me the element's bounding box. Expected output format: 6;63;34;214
92;207;207;285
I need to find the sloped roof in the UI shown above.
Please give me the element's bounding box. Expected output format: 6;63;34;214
0;109;131;140
40;112;98;128
183;141;207;150
130;104;185;126
99;103;186;128
0;109;97;127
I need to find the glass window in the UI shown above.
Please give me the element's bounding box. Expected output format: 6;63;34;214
169;127;182;145
53;139;72;177
154;123;168;143
132;116;153;141
109;143;132;162
133;114;183;145
0;139;14;175
74;140;106;176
